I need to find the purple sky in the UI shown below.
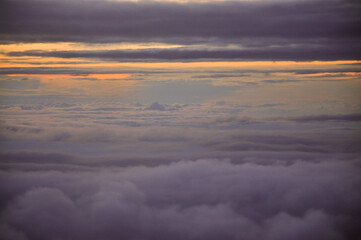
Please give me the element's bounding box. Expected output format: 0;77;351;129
0;0;360;239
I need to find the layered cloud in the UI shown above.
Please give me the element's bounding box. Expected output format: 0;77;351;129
1;101;360;169
1;0;360;61
7;45;361;61
2;0;360;43
0;0;360;239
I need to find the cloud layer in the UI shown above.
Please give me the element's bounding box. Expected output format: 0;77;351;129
2;0;360;42
7;45;361;61
0;159;360;240
1;1;360;239
1;0;360;61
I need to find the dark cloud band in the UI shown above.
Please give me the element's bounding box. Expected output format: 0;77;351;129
7;44;361;61
1;0;360;44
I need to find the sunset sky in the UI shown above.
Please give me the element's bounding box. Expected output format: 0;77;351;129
0;0;360;239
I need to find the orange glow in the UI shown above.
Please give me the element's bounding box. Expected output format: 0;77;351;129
8;74;132;80
0;42;182;52
2;60;360;69
301;72;361;77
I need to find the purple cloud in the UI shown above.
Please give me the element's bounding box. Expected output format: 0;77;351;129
0;159;360;240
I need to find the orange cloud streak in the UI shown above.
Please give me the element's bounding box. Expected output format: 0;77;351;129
301;72;361;77
8;74;132;80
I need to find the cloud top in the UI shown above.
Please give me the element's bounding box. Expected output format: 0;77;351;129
0;159;360;240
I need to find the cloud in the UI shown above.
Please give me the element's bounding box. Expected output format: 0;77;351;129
214;113;361;125
19;105;43;111
0;159;360;240
1;0;360;61
2;0;360;42
1;105;360;158
286;113;361;122
146;102;167;111
0;79;42;90
7;44;361;61
145;102;181;111
263;210;342;240
1;1;360;239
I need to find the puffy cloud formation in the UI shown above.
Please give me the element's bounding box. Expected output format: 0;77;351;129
0;159;360;240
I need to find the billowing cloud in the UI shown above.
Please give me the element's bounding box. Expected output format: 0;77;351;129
0;159;360;240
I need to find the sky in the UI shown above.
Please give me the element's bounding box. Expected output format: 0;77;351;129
0;0;361;239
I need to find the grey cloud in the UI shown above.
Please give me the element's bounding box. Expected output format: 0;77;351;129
215;100;227;106
263;210;343;240
204;136;330;153
1;128;360;170
146;102;167;111
286;113;361;122
292;68;361;75
214;113;361;125
0;159;360;240
63;107;84;111
145;102;181;111
0;79;42;90
1;0;360;61
7;44;361;61
1;0;360;42
256;104;283;108
0;151;184;171
48;102;76;108
0;224;27;240
1;125;43;136
214;115;255;124
1;111;360;156
19;105;43;111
